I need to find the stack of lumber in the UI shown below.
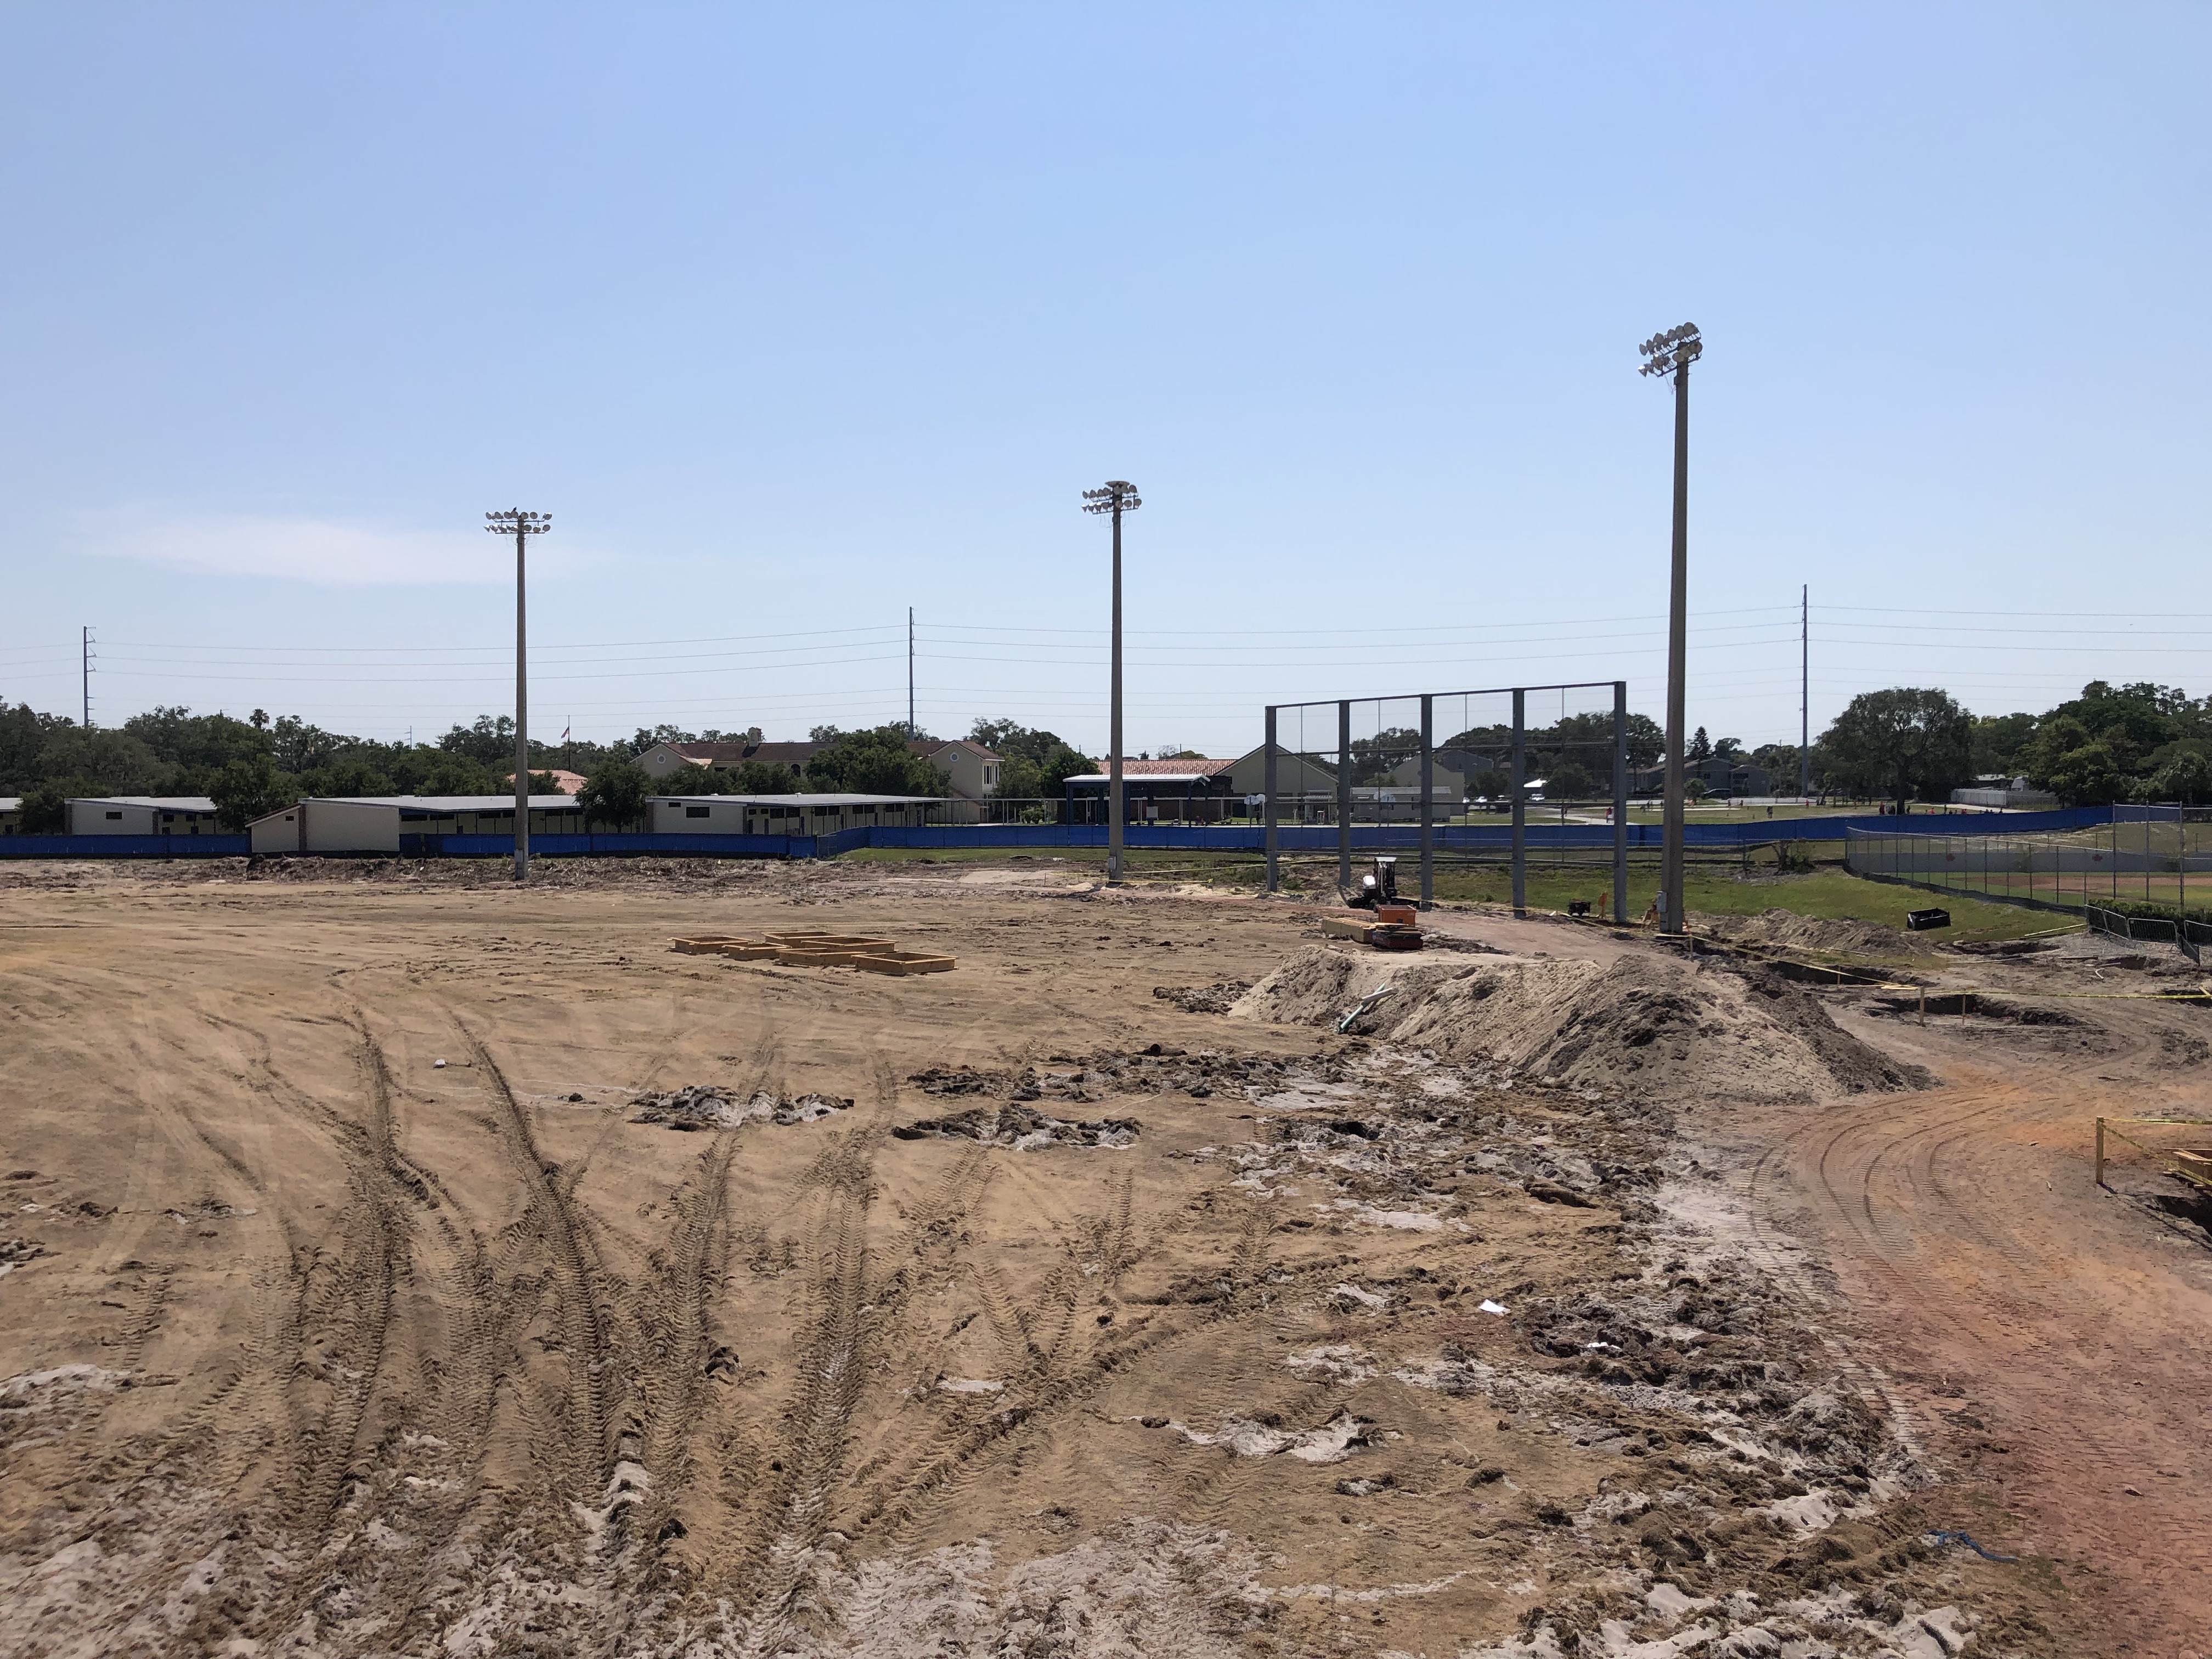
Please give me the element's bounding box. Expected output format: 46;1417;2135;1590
1316;912;1425;951
670;931;956;975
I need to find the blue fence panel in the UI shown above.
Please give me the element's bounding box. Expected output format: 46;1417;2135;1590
408;832;810;859
0;833;251;859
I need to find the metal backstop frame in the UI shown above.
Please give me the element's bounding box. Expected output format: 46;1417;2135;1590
1263;680;1629;917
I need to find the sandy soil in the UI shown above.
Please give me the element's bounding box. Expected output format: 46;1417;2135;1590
0;857;2204;1657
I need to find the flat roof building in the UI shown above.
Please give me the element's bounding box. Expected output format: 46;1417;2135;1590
67;797;222;835
249;795;587;855
648;794;940;837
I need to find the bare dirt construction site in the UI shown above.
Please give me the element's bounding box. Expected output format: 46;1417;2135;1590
1;855;2206;1658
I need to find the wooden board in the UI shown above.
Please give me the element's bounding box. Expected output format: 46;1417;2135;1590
853;951;957;975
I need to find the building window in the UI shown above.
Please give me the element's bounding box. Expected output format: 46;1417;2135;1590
686;805;710;819
105;810;123;820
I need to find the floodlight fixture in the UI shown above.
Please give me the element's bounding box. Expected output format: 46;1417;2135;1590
1637;321;1705;933
1082;481;1141;515
487;508;552;883
1083;479;1142;881
1638;322;1702;380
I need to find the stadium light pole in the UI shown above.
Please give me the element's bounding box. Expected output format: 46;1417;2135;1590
1082;480;1141;882
487;509;552;883
1639;321;1701;935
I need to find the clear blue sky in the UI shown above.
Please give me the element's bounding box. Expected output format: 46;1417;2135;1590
2;2;2205;759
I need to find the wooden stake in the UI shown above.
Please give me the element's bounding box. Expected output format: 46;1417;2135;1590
2095;1116;2106;1189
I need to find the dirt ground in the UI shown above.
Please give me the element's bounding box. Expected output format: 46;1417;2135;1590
0;855;2205;1657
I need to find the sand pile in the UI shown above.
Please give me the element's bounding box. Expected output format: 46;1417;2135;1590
1231;946;1927;1103
1695;906;1934;956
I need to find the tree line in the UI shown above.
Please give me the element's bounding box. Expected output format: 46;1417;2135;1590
0;702;1099;832
6;679;2200;833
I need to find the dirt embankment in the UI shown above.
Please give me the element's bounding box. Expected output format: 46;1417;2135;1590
1692;906;1937;957
1233;946;1931;1103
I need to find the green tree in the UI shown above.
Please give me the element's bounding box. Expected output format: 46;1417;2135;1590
2045;741;2128;806
2146;749;2212;806
438;715;517;767
1544;759;1596;799
34;727;163;795
733;759;802;793
577;758;652;828
18;784;68;834
1820;688;1973;815
211;753;290;831
1686;726;1713;763
804;725;943;795
1971;712;2039;776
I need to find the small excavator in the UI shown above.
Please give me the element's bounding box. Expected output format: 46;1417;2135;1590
1336;856;1423;950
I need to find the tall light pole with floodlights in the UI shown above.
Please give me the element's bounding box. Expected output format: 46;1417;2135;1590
1638;321;1700;935
487;509;551;883
1082;480;1141;882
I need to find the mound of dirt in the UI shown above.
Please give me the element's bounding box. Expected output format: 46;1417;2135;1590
629;1086;850;1130
893;1103;1140;1148
1695;906;1934;956
1231;946;1928;1103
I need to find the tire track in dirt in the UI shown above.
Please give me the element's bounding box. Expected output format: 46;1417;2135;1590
622;1023;790;1592
1747;1030;2212;1656
843;1180;1291;1548
459;1022;615;1504
721;1127;878;1658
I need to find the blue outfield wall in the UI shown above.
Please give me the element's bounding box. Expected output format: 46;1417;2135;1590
406;832;815;859
847;808;2115;855
0;833;252;858
0;808;2117;862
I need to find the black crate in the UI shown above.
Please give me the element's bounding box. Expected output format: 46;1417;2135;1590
1905;907;1951;932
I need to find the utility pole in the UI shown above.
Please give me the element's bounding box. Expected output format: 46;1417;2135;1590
1799;584;1810;800
486;509;552;882
907;607;916;736
1082;480;1141;882
1639;321;1701;935
81;627;94;727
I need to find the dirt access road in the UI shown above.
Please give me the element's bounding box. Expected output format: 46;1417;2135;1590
1689;962;2212;1657
0;854;2205;1656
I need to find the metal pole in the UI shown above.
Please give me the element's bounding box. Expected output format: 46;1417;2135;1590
1336;700;1352;893
907;606;916;736
1419;694;1435;910
514;523;529;883
1661;353;1690;933
1612;680;1628;923
1800;584;1810;799
1109;504;1124;882
1265;706;1279;893
1511;687;1527;915
82;627;92;727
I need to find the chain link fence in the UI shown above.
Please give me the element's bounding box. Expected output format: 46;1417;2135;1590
1846;806;2212;955
1262;682;1631;913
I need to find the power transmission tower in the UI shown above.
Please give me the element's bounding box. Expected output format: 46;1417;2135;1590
1800;585;1810;799
1082;480;1141;882
1639;321;1701;935
486;509;552;882
81;627;95;727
